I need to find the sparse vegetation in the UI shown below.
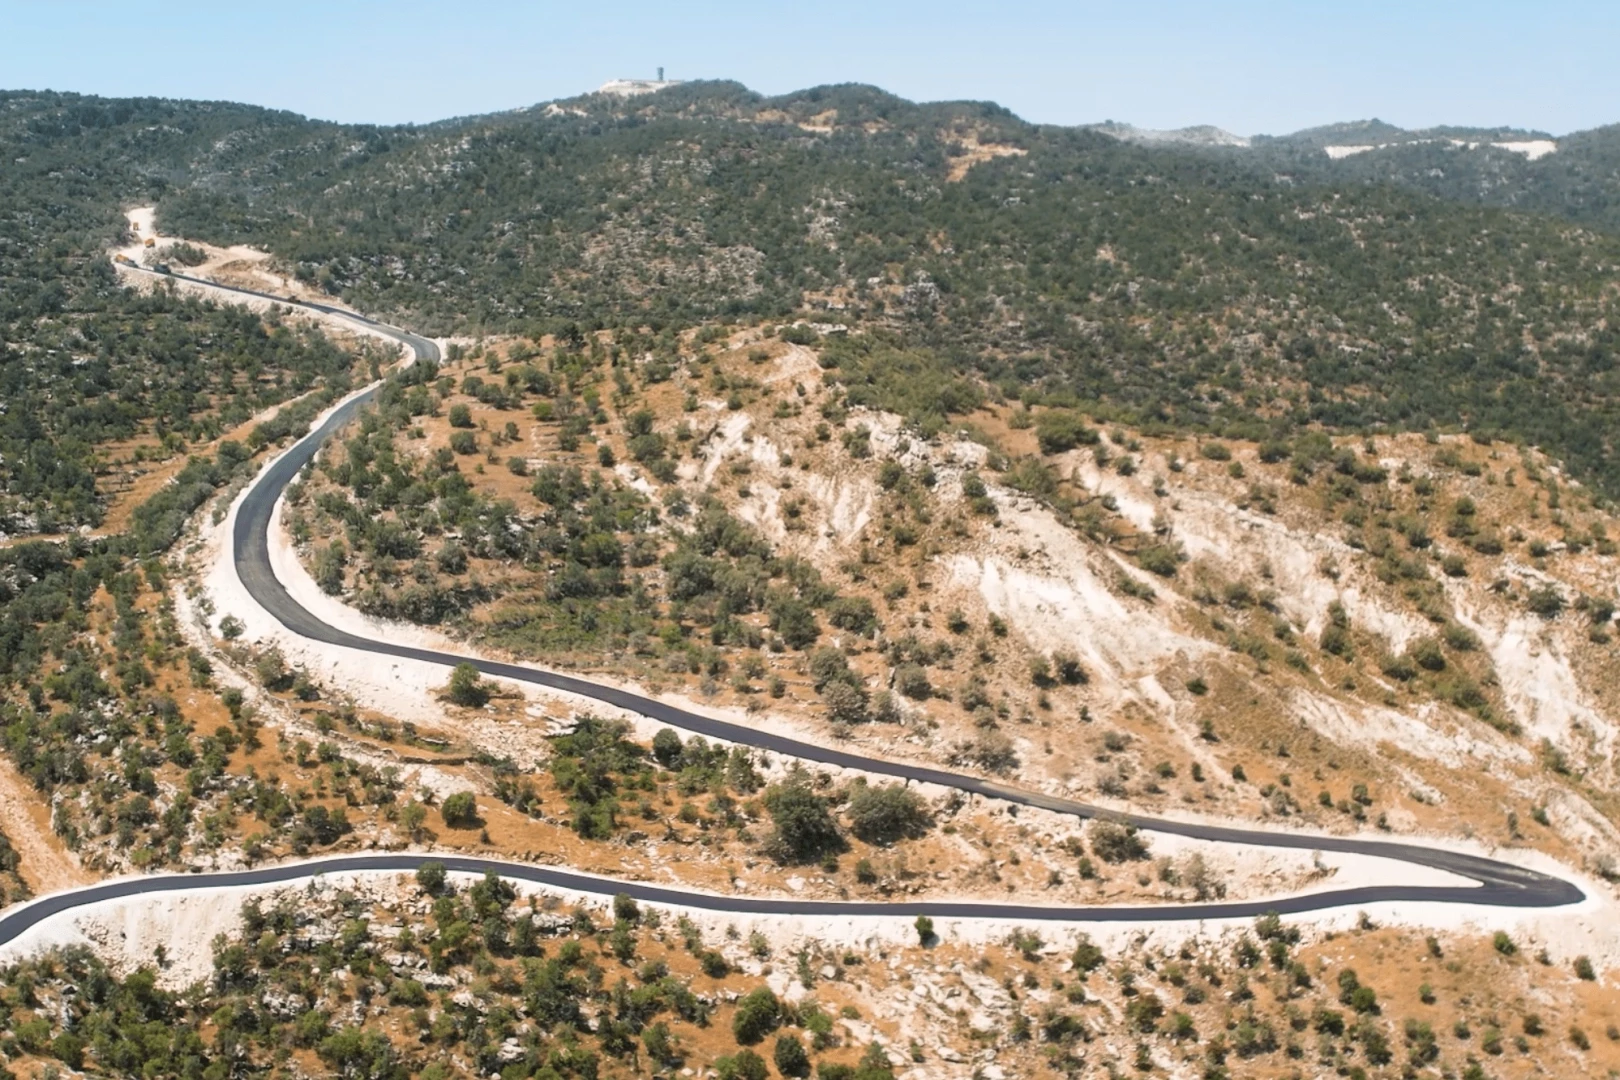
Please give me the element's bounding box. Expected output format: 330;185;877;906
2;84;1619;1080
1089;821;1151;863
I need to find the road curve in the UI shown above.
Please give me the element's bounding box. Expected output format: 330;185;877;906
45;264;1577;938
0;848;1567;952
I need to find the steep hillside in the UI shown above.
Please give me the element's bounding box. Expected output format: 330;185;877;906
4;82;1620;1080
156;85;1620;503
1095;116;1620;238
1248;121;1620;232
0;93;369;534
7;86;1620;500
284;321;1620;891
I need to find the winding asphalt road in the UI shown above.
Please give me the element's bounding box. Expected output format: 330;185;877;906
0;264;1583;949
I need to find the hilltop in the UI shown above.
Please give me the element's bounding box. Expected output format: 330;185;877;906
15;83;1620;499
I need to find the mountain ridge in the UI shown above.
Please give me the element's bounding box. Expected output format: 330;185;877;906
5;81;1620;503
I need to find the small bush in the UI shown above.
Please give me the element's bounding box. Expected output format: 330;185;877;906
1028;653;1053;687
1090;821;1150;863
845;781;933;845
762;776;844;864
446;663;490;707
1380;653;1417;682
1526;585;1565;618
652;728;684;768
415;861;447;894
821;681;870;726
773;1034;811;1078
1072;935;1106;973
1034;410;1097;454
1137;543;1185;578
967;730;1018;773
1443;622;1481;651
731;988;782;1045
440;791;479;829
1052;650;1087;685
894;664;932;700
1410;637;1446;671
716;1049;769;1080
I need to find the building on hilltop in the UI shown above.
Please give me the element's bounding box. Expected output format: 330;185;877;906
598;68;681;97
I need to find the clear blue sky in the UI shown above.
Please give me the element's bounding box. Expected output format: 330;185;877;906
4;1;1615;135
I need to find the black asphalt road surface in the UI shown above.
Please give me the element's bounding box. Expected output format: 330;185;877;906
9;265;1573;946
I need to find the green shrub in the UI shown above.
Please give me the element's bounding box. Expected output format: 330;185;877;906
1443;622;1481;651
821;681;869;726
894;664;932;700
1381;653;1417;681
845;781;932;845
1090;821;1150;863
1053;650;1087;684
827;596;878;635
717;1049;769;1080
731;988;782;1045
1527;585;1565;618
773;1034;811;1077
652;728;684;768
1320;623;1353;659
762;776;844;864
415;861;447;893
1410;637;1447;671
446;663;490;707
1072;936;1105;973
440;792;479;829
1136;543;1185;578
1034;410;1097;454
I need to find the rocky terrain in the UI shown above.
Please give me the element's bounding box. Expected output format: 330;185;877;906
283;322;1620;884
7;867;1619;1080
2;84;1620;1080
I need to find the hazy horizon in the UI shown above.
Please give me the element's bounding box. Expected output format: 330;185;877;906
1;76;1595;142
3;0;1615;137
